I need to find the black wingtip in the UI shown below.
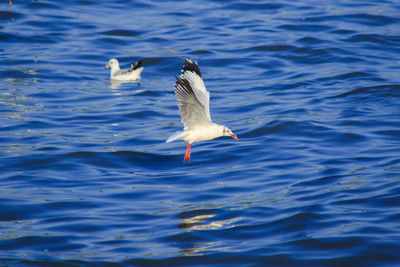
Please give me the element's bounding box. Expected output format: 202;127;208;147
131;60;143;70
182;58;201;77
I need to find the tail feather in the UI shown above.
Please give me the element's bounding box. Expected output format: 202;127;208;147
166;131;185;143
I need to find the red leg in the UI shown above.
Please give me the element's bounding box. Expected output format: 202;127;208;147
184;143;191;163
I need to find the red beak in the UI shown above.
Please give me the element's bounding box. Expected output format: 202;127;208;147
105;64;110;69
230;134;238;140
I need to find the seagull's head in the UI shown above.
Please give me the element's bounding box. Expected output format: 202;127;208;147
222;126;238;140
105;58;119;70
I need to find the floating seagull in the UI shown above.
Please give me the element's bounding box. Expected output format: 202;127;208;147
105;58;143;81
166;58;238;163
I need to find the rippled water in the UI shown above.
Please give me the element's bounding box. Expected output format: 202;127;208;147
1;0;400;266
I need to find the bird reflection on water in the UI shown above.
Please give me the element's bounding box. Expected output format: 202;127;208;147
176;209;242;256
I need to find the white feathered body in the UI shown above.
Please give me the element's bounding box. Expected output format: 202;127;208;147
110;66;143;81
167;124;225;144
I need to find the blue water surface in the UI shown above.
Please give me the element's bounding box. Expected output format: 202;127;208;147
1;0;400;266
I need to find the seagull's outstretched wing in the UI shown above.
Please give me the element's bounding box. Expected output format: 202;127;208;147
174;58;212;130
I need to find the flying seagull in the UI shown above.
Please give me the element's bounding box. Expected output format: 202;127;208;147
166;58;238;163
